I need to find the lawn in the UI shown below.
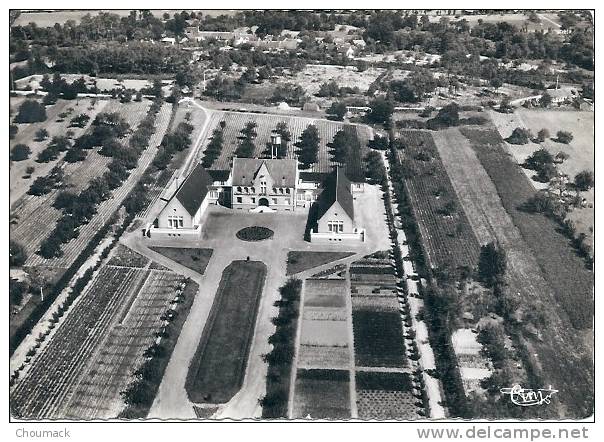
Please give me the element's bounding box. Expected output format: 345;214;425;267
491;109;594;251
149;247;213;275
352;309;406;368
186;260;267;404
286;251;355;275
292;369;351;419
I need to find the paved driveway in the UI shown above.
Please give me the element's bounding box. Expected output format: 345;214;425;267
126;186;389;419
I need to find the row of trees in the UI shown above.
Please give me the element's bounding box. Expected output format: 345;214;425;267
38;100;161;258
201;121;227;168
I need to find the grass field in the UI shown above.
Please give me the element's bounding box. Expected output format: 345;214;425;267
149;247;213;275
186;260;266;404
286;251;355;275
192;110;373;177
292;369;351;419
489;109;594;250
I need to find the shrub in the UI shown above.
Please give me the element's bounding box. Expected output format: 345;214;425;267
9;124;18;139
14;100;47;123
507;127;532;145
556;130;573;144
10;144;31;161
35;128;49;141
9;240;27;267
574;170;594;191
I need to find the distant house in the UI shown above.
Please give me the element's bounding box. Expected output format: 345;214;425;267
184;26;202;41
311;167;365;243
352;39;367;49
154;164;215;236
302;102;321;112
161;37;176;46
547;87;576;104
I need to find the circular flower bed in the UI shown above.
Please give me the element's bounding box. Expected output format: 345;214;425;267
236;226;274;241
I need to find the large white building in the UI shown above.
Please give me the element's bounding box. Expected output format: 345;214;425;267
151;157;364;243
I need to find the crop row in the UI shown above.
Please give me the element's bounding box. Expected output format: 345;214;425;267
10;266;148;419
63;270;183;419
396;130;480;270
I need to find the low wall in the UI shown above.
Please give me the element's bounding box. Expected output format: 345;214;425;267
147;225;201;240
310;229;365;244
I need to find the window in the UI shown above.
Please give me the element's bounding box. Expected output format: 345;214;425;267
272;198;278;205
285;198;290;205
327;221;344;233
237;186;242;192
236;197;242;203
168;215;184;229
260;186;267;194
251;197;256;204
286;188;290;194
210;190;218;198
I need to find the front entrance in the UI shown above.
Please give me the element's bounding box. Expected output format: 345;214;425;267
259;198;269;207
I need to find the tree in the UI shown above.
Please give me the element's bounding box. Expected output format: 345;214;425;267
537;162;557;182
365;150;386;184
427;102;460;128
556;130;573;144
326;101;347;121
367;96;394;125
295;124;320;168
525;148;554;170
478;242;507;285
35;128;49;141
317;80;340;97
490;77;503;91
14;100;47;123
10;124;18;139
536;128;550;143
368;135;389;150
9;240;27;267
574;170;594;191
507;127;532;145
10;144;31;161
539;91;552;108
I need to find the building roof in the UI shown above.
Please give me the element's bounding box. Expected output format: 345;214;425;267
316;167;354;222
172;164;214;216
231;158;298;187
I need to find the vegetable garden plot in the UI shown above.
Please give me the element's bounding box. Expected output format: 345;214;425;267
297;345;350;370
10;266;149;419
292;369;351;419
352;309;406;368
107;244;150;268
299;319;349;347
355;372;419;420
395;130;481;270
302;306;347;321
304;278;347;303
351;295;399;311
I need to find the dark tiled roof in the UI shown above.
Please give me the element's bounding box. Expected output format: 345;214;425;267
173;164;214;216
316;167;354;222
231;158;297;187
